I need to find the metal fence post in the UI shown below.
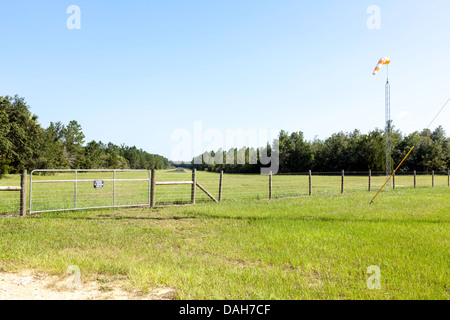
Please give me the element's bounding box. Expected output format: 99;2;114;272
113;170;116;207
191;169;196;204
269;171;273;199
341;170;344;194
309;170;312;196
20;170;27;216
219;170;223;202
368;169;371;192
150;169;156;207
28;171;33;215
148;170;151;206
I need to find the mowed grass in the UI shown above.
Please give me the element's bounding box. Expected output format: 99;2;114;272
0;187;448;299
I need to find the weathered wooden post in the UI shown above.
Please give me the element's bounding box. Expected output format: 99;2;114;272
414;170;417;188
269;171;273;200
432;170;435;188
341;170;344;194
393;172;395;190
20;170;27;216
219;170;223;202
150;169;156;207
196;182;218;203
191;169;197;204
368;169;371;192
308;170;312;196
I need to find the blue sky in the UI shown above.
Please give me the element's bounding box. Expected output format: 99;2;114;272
1;0;449;161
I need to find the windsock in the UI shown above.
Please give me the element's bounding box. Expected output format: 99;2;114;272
373;57;390;75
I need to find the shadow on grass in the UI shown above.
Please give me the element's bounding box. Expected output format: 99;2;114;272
28;214;197;221
186;214;449;225
20;210;449;225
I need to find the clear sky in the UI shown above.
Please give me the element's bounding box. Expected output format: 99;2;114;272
1;0;449;161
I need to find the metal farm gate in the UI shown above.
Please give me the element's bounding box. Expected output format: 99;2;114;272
29;169;152;214
28;169;218;214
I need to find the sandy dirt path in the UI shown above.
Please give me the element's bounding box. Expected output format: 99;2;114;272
0;269;176;300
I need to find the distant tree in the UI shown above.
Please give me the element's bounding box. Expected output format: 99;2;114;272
62;120;86;168
0;102;13;175
0;95;43;175
358;129;385;171
36;124;69;169
84;140;105;168
287;131;312;172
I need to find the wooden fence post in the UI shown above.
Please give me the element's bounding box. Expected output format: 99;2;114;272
309;170;312;196
368;169;371;192
150;169;156;207
219;170;223;202
269;171;273;200
448;169;449;187
191;169;197;204
414;170;417;189
341;170;344;194
393;172;395;190
432;170;435;188
20;170;27;216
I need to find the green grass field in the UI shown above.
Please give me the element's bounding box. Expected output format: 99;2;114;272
0;185;448;299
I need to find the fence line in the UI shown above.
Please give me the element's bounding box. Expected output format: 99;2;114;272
0;169;449;215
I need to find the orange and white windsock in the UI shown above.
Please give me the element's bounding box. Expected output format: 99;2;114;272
372;57;390;75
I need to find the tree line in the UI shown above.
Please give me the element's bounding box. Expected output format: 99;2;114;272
192;128;449;174
0;95;170;176
2;95;448;176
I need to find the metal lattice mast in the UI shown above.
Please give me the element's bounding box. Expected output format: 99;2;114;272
372;57;392;179
385;71;391;179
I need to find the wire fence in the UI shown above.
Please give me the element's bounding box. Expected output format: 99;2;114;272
0;169;449;215
197;170;450;201
154;170;193;206
0;174;22;215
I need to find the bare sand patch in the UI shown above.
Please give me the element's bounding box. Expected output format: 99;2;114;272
0;269;176;300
